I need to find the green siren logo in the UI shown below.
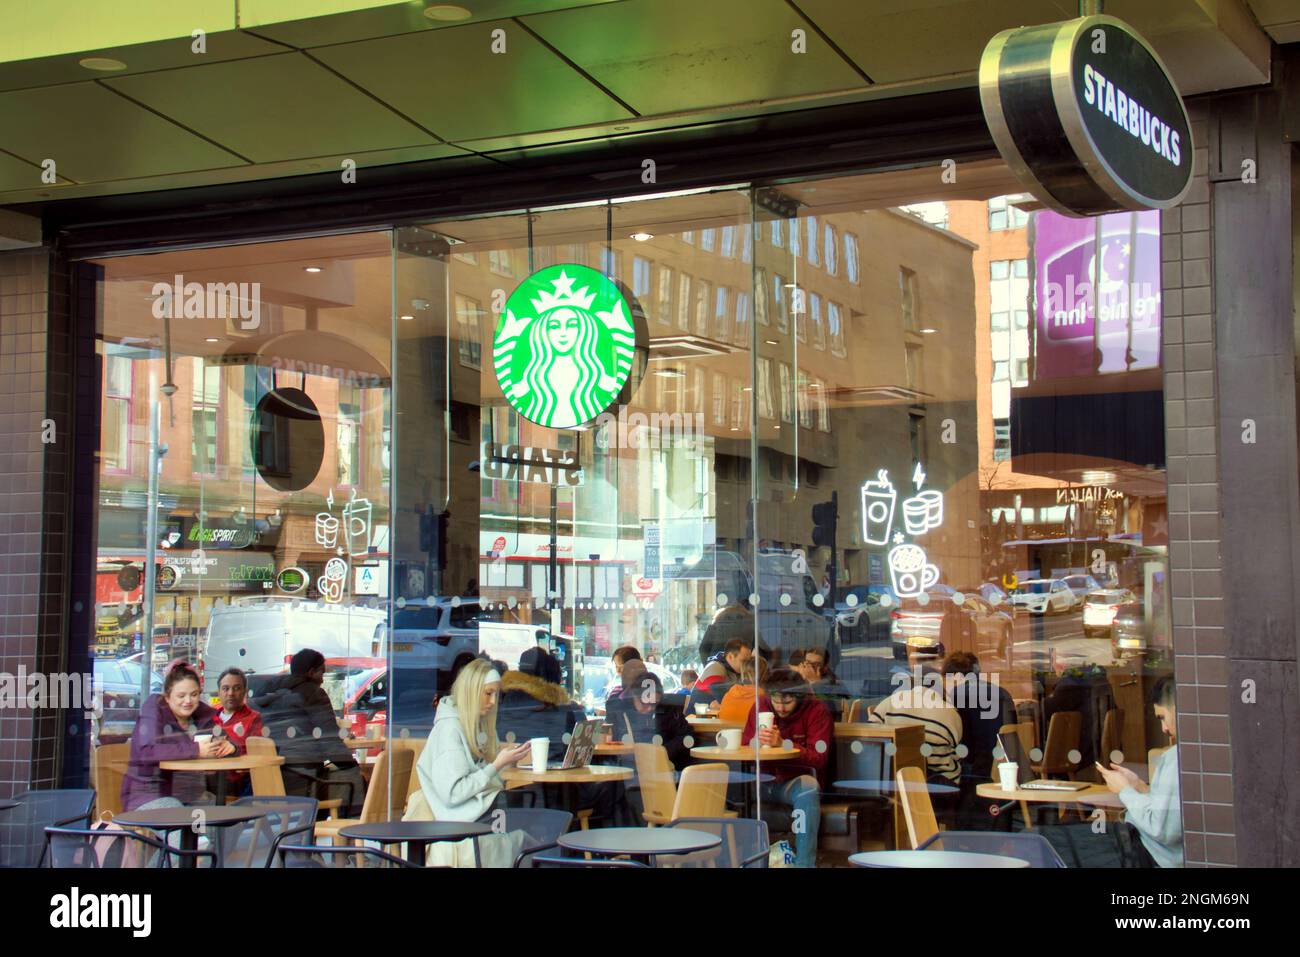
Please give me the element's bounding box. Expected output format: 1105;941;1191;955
493;264;635;429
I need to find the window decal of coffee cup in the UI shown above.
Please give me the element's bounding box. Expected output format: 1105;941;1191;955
314;511;340;548
889;542;940;598
342;489;373;557
320;556;348;604
861;470;897;546
902;488;944;536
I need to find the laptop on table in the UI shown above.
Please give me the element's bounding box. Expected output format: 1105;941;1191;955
520;718;597;771
996;731;1089;792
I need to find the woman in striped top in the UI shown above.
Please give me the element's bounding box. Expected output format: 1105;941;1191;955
868;680;963;783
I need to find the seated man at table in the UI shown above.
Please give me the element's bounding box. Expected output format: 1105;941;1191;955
690;638;753;712
497;647;584;764
867;645;962;787
251;649;364;816
795;646;852;718
212;667;264;797
741;669;834;868
609;663;695;770
940;651;1015;826
606;646;643;705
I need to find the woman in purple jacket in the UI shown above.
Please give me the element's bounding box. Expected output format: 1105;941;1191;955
121;661;235;812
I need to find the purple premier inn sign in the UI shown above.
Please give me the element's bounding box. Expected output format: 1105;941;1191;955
1032;208;1162;380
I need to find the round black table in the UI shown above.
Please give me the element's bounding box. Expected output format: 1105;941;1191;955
558;826;720;865
115;806;266;868
338;821;493;866
849;850;1029;868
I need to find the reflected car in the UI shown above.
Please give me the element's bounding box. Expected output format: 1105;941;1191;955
1061;575;1102;608
1112;603;1150;658
1082;589;1139;637
95;656;164;726
835;586;893;645
888;586;1012;660
1007;579;1075;616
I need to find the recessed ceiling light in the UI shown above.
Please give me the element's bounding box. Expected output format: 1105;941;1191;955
423;4;472;20
80;57;127;72
919;327;938;334
764;339;778;346
205;337;220;343
400;315;414;321
304;266;322;273
630;232;653;242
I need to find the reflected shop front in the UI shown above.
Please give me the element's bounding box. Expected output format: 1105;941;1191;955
83;160;1180;867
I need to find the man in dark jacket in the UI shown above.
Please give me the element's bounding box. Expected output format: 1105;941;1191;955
497;647;584;763
942;650;1015;828
610;664;694;770
250;648;363;815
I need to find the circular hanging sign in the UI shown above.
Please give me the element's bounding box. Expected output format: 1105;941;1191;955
980;15;1193;216
156;564;180;591
492;264;636;429
276;566;310;594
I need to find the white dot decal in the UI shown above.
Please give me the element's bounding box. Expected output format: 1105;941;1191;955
952;592;965;605
286;727;296;739
920;743;932;757
850;741;863;754
717;594;728;607
782;739;793;750
916;592;930;606
879;594;892;607
505;732;516;743
814;740;827;754
780;594;791;607
312;727;321;739
683;736;695;748
846;594;858;608
621;734;633;745
562;733;571;745
1109;750;1124;764
749;593;760;606
955;744;968;759
812;594;824;607
1030;748;1044;762
884;742;896;756
652;735;663;746
395;597;407;609
1067;749;1082;764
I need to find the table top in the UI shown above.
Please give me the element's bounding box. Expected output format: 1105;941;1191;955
850;850;1030;869
686;715;743;731
689;745;801;762
343;737;388;749
159;754;284;772
594;741;632;755
116;806;266;829
339;821;491;844
833;721;924;739
833;779;960;796
976;781;1120;805
501;764;634;785
558;827;721;857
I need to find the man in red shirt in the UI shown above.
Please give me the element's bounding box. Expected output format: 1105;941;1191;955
741;668;833;867
213;667;264;797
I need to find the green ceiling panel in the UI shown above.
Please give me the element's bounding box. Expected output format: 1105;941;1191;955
0;82;243;181
521;0;868;116
0;150;46;192
241;0;617;49
310;22;632;142
0;30;289;94
0;0;237;63
795;0;1076;85
104;52;437;162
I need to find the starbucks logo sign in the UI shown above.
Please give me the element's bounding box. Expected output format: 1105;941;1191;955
493;265;636;429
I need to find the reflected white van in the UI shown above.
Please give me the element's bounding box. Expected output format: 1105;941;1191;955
200;597;388;693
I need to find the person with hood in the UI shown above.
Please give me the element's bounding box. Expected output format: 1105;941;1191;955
740;669;834;868
608;663;694;770
121;660;234;811
497;647;584;764
689;638;753;711
250;648;364;815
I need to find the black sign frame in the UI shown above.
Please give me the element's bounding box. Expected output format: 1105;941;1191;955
980;15;1193;216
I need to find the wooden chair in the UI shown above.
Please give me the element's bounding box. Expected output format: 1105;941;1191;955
895;766;939;850
670;763;728;820
393;738;426;810
247;736;346;817
1100;708;1125;766
314;746;414;842
1033;712;1082;780
91;743;129;820
843;699;862;723
632;743;678;827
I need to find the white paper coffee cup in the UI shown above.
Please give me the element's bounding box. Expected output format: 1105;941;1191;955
529;737;549;772
194;734;212;745
758;711;775;731
998;762;1019;791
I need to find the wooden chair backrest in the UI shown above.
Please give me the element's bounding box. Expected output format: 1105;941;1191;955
671;763;728;821
633;743;677;826
92;743;129;819
246;736;287;797
844;699;862;723
896;765;939;850
359;747;414;823
992;723;1022;781
1040;711;1082;775
395;739;427;807
1100;708;1125;764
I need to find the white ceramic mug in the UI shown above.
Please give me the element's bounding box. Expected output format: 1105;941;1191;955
716;728;742;750
694;703;709;716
